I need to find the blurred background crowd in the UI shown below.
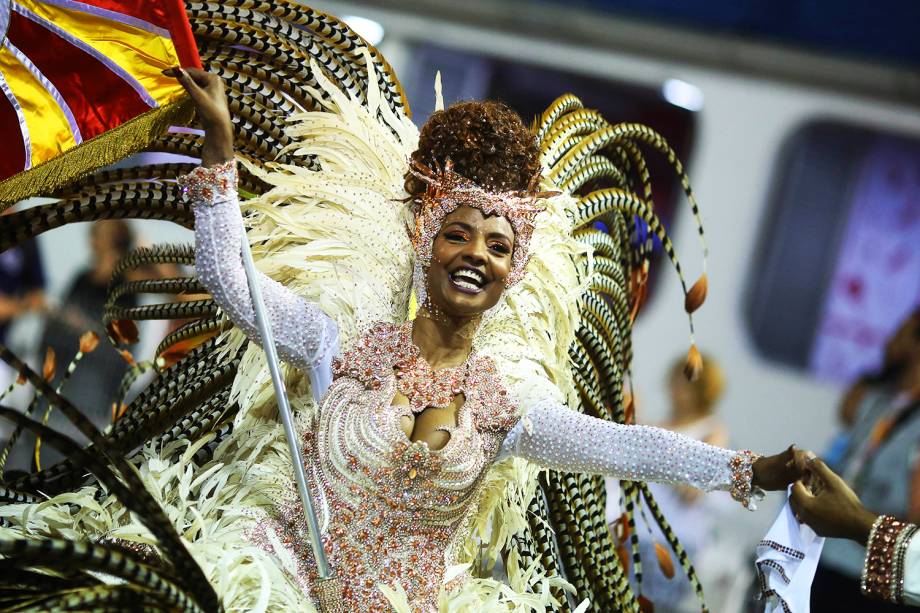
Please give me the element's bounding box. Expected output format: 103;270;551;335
1;1;918;611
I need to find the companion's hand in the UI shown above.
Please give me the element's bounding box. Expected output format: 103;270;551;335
162;67;233;166
752;444;811;491
790;457;877;544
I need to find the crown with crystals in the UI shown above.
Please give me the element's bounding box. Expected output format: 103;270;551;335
408;159;555;287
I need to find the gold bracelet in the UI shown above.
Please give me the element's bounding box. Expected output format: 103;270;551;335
861;514;911;602
178;160;238;204
728;450;762;510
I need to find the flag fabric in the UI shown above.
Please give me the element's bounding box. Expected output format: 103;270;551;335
0;0;200;204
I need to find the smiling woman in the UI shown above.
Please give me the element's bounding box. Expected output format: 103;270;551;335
0;7;811;612
150;64;811;610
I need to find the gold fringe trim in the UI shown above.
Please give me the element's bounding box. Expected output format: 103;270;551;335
0;95;195;208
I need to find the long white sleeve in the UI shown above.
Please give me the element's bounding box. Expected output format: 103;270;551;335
903;531;920;607
499;400;755;499
181;163;338;396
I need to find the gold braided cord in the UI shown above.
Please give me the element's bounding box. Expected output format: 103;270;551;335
0;97;195;207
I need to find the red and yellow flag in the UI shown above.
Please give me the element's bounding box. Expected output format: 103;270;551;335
0;0;200;204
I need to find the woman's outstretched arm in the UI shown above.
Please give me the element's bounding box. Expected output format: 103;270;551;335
166;67;338;392
500;399;806;509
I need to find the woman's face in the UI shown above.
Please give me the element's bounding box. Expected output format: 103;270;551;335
426;205;514;317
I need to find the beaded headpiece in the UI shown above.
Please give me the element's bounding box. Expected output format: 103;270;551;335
409;159;553;287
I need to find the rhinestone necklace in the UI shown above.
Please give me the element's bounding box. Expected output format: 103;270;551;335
392;323;470;414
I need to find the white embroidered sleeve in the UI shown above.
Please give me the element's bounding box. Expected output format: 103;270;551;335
902;529;920;606
500;399;760;508
180;162;338;394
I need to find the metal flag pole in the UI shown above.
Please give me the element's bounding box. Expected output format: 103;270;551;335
238;234;343;611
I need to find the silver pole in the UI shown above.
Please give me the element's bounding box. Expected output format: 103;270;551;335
238;233;332;579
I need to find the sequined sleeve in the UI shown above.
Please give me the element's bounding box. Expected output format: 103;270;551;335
181;162;339;391
500;400;761;508
903;529;920;606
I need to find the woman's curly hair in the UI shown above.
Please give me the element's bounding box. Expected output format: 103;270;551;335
406;101;541;196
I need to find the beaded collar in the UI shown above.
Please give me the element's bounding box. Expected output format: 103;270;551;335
332;322;468;413
332;322;518;429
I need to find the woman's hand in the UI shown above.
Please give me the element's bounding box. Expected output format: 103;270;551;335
752;444;811;491
790;457;878;545
162;67;233;167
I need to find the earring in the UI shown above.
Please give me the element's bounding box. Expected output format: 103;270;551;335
412;260;427;309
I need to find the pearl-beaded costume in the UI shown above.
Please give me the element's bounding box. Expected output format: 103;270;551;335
186;163;755;610
244;321;519;611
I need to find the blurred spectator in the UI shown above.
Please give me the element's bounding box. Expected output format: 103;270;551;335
39;221;137;427
0;205;46;439
632;353;740;612
662;353;729;448
811;306;920;612
5;221;139;471
0;206;46;347
824;307;920;471
7;221;186;472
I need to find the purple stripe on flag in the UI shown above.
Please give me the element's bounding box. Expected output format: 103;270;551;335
37;0;171;39
0;0;10;42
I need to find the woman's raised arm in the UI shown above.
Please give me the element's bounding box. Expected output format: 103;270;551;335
166;67;338;393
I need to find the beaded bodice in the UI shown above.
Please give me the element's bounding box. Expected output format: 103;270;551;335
249;322;519;611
